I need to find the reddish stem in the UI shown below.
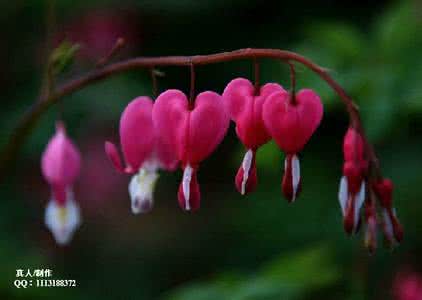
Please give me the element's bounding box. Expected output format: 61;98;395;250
253;57;260;96
189;61;195;108
288;61;297;105
0;48;377;180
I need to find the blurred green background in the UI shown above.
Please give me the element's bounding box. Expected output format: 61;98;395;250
1;0;422;299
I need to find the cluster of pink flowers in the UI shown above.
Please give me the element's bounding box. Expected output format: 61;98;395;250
338;127;403;252
40;76;402;251
103;77;323;213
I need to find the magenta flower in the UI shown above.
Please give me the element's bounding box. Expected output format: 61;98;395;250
223;78;285;195
262;89;323;202
41;122;81;245
338;127;368;234
152;90;230;211
105;96;178;214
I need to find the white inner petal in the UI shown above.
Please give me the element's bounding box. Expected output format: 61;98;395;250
241;149;253;195
182;165;193;211
353;181;366;229
129;168;159;214
45;188;81;246
291;155;300;202
338;176;348;216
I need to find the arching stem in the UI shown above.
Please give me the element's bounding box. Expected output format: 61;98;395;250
0;48;378;180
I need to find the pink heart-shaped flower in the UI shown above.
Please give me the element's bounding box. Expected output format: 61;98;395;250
262;89;323;202
105;96;179;215
153;89;229;166
263;89;323;154
223;78;285;149
153;89;230;211
223;78;285;195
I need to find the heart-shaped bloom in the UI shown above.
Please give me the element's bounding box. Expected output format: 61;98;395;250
223;78;285;195
41;122;81;245
262;89;323;202
338;127;368;235
105;97;178;214
152;89;230;211
373;178;403;246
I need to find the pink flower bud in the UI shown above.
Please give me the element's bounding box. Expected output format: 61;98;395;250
338;127;368;235
373;178;403;245
343;127;365;163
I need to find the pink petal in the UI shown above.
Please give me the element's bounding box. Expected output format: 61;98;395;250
104;141;125;173
119;97;155;172
154;134;179;171
41;123;81;187
343;127;365;163
153;89;230;165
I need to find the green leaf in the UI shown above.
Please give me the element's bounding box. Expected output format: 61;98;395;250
48;40;80;76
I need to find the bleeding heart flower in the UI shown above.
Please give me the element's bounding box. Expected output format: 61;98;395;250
105;96;178;214
338;127;368;235
373;178;404;246
223;78;286;195
152;89;230;211
262;89;323;202
41;122;81;245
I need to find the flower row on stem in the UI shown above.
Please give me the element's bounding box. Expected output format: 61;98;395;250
5;48;401;251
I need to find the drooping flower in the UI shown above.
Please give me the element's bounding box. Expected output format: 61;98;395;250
262;89;323;202
41;122;81;245
338;127;368;235
373;178;404;246
223;78;285;195
152;90;230;211
105;96;178;214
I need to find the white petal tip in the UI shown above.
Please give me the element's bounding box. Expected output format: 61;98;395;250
241;150;253;195
182;165;193;211
45;197;81;246
129;168;159;214
338;176;348;216
291;155;300;201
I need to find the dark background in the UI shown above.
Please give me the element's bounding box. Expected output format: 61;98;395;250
1;0;421;299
